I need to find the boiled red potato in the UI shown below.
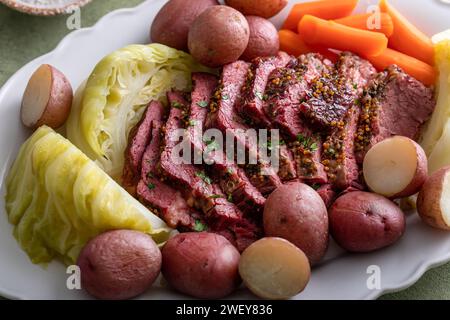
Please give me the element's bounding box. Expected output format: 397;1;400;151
188;6;250;67
150;0;219;50
263;182;329;266
241;16;280;61
21;64;73;129
363;136;428;199
161;232;241;299
239;237;310;300
329;192;406;253
77;230;162;300
225;0;288;19
417;166;450;230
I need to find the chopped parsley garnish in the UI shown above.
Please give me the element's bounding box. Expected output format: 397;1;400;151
204;139;219;153
310;142;318;152
311;183;321;191
147;172;154;179
188;119;197;127
255;91;264;100
353;83;358;90
196;100;208;108
222;94;229;101
297;134;318;152
171;101;183;109
196;171;212;184
209;194;224;199
227;194;233;203
193;220;208;232
147;183;156;190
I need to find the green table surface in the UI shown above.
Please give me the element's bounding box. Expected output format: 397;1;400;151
1;0;450;301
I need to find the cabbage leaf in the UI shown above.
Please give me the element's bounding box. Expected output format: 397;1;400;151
66;43;211;179
420;37;450;173
5;126;171;265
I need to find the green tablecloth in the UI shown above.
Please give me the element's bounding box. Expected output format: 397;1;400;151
1;0;450;300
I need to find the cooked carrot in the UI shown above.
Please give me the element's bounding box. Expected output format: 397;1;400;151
379;0;434;65
366;48;437;86
335;13;394;37
283;0;359;31
298;15;388;57
279;29;339;62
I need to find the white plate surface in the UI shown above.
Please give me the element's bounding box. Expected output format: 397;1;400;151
1;0;450;300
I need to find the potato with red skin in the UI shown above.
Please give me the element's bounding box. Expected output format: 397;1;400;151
363;136;428;199
150;0;218;50
263;182;329;266
417;166;450;230
21;64;73;129
241;16;280;61
225;0;288;19
77;230;162;300
188;6;249;67
161;232;241;299
329;192;406;253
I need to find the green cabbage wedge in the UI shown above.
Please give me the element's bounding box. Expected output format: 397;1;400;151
66;43;210;179
5;126;171;265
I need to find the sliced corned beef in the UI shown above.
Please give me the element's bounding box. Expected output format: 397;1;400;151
290;133;328;184
316;184;338;209
161;91;259;247
355;65;436;163
122;101;165;195
207;61;282;196
237;52;292;127
265;53;333;139
188;72;266;215
278;144;297;181
322;106;361;190
137;120;201;230
300;52;376;131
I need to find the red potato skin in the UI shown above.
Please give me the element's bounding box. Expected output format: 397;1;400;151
29;64;73;129
417;166;450;230
389;139;428;199
162;232;241;299
188;6;250;67
263;182;329;266
150;0;219;50
241;16;280;61
77;230;162;300
329;192;406;253
225;0;288;19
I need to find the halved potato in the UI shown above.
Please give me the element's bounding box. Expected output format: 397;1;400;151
417;166;450;230
239;237;310;300
21;64;73;129
363;136;428;199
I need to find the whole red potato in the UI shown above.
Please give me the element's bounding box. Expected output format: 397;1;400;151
162;232;241;299
225;0;288;19
77;230;162;300
329;192;406;253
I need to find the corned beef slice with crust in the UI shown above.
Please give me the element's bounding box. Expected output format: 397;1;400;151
207;61;282;196
136;119;201;230
300;53;376;131
237;52;292;127
122;101;165;194
162;91;259;250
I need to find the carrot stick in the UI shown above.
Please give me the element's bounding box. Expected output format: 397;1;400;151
283;0;359;31
366;48;437;86
298;15;388;57
279;29;339;62
335;13;394;37
379;0;434;65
